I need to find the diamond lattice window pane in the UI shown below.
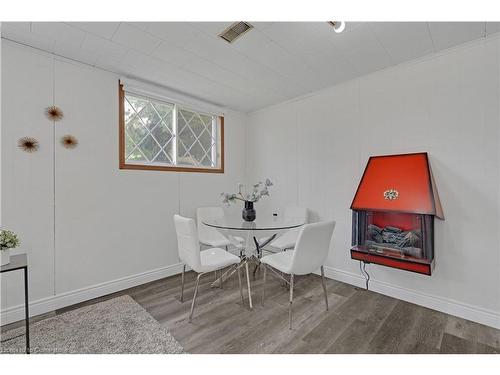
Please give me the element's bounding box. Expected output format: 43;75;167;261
178;155;197;166
177;142;195;166
125;134;136;158
138;135;161;162
153;102;173;122
200;153;213;167
188;115;205;136
198;129;213;153
166;144;175;162
127;96;148;114
127;148;147;162
125;115;148;144
151;122;173;146
177;108;216;167
153;150;172;164
125;93;174;165
200;113;213;127
124;99;136;123
189;142;206;166
178;126;196;150
138;103;162;131
178;108;192;123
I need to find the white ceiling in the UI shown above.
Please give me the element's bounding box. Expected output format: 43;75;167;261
2;22;498;112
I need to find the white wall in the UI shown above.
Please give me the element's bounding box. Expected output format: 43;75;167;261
247;37;500;328
0;41;247;324
1;43;55;317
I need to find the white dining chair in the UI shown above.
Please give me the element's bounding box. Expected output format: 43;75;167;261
261;220;335;329
196;207;243;252
265;206;309;253
174;214;244;322
252;206;309;276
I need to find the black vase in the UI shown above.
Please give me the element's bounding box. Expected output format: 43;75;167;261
242;201;256;222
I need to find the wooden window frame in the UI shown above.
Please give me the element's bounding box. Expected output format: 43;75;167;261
119;82;225;173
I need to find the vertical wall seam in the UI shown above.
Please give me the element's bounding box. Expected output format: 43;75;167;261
426;22;437;53
52;57;56;296
177;173;181;264
497;36;500;318
295;105;299;206
243;112;248;186
177;173;181;215
356;77;369;280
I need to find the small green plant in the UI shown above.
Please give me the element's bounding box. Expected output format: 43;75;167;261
0;229;20;250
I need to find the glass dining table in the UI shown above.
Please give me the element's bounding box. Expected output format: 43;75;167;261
203;215;305;308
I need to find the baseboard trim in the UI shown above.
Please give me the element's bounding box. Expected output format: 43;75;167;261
1;263;184;326
323;266;500;329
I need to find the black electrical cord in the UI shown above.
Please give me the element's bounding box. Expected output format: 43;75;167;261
363;262;370;290
359;261;370;290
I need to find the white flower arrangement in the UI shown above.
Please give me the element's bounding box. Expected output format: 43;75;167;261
0;229;20;251
221;179;273;205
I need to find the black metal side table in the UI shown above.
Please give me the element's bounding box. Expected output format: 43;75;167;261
1;253;30;354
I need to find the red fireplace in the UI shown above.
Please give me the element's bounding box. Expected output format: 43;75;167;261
350;153;444;276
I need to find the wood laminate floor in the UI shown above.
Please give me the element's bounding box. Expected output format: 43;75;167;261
3;268;500;354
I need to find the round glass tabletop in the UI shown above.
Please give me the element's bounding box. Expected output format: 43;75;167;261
203;215;304;231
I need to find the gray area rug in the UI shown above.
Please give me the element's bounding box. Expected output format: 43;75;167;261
0;295;185;354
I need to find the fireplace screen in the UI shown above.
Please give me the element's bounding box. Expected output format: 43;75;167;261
351;210;434;275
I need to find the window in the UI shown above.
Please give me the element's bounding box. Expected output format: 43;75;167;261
119;83;224;173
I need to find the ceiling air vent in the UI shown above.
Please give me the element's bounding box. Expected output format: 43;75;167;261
218;22;253;43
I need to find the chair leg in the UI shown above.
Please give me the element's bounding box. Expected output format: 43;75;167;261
252;262;260;277
261;264;267;305
237;265;244;304
245;261;253;309
320;265;329;311
189;273;204;322
289;274;294;330
180;264;186;302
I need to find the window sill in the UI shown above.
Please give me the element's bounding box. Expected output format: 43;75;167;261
119;162;224;174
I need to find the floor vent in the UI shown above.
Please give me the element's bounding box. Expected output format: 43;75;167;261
218;22;253;43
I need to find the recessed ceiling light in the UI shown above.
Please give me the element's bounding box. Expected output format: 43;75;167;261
218;22;254;43
328;21;346;33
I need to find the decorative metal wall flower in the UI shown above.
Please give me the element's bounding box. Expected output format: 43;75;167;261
17;137;40;153
45;105;64;121
61;135;78;149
